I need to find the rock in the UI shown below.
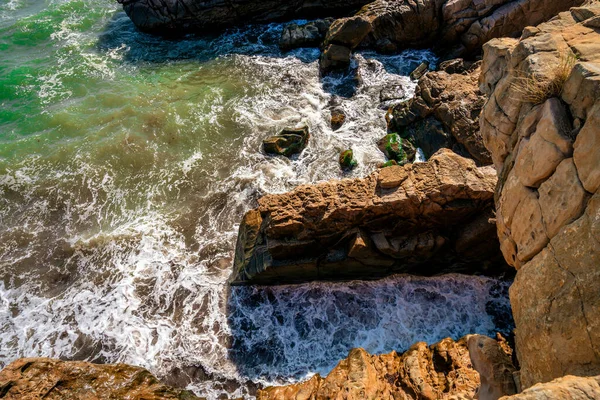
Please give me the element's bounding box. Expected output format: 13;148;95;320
320;44;351;73
117;0;372;34
0;358;203;399
468;335;518;400
379;84;406;106
330;108;346;131
480;4;600;389
388;63;492;165
262;126;309;157
231;149;509;285
409;61;430;80
324;15;372;49
499;375;600;400
258;336;481;400
339;149;357;170
376;132;414;164
438;58;480;75
279;19;332;51
378;160;398;168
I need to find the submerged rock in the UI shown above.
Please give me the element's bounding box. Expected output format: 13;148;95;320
480;4;600;389
330;108;346;131
376;132;415;164
262;126;309;157
339;149;357;170
0;358;203;399
231;149;508;285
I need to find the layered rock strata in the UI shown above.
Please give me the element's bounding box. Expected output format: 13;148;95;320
480;3;600;389
387;61;492;165
0;358;202;399
231;149;508;285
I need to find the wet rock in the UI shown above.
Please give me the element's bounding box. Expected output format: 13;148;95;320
330;108;346;131
324;15;372;49
388;63;491;165
379;84;406;107
376;133;415;164
320;44;351;73
231;149;508;285
279;19;332;51
409;61;430;80
0;358;204;399
117;0;372;34
378;160;398;168
480;4;600;389
262;126;309;157
258;336;481;400
339;149;357;170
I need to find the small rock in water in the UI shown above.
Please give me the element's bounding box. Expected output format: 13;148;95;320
379;85;406;107
339;149;357;170
330;109;346;131
377;133;415;164
409;61;430;80
378;160;398;168
263;126;310;157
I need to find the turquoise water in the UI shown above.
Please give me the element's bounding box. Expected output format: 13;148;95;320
0;1;512;398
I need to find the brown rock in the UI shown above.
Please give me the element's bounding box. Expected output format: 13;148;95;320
481;5;600;389
468;335;517;400
258;337;480;400
231;149;508;285
0;358;203;399
320;44;351;73
499;375;600;400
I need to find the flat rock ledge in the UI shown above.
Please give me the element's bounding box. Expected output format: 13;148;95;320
231;149;509;285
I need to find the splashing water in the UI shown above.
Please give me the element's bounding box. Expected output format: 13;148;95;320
0;1;512;398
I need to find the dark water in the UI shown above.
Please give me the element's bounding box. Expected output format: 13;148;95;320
0;0;512;398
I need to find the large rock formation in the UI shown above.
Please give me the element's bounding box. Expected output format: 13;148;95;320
320;0;585;70
387;61;492;165
0;358;202;399
116;0;371;34
499;375;600;400
231;149;508;285
480;3;600;389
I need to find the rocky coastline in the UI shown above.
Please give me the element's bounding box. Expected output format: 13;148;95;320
1;1;599;399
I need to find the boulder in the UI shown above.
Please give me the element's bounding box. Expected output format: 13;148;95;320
330;108;346;131
279;19;332;51
376;132;415;164
258;336;481;400
0;358;203;399
409;61;430;80
480;4;600;389
468;334;518;400
320;44;352;73
262;126;309;157
230;149;509;285
116;0;372;34
388;63;492;165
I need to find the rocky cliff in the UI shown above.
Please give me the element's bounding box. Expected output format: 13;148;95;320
231;149;508;285
480;2;600;390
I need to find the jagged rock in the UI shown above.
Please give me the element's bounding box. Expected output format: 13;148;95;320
500;375;600;400
262;126;309;157
116;0;372;34
231;149;508;285
409;61;430;80
339;149;357;170
388;63;492;165
320;44;352;73
258;336;481;400
480;4;600;389
330;108;346;131
279;19;332;51
468;334;517;400
0;358;203;399
317;0;585;69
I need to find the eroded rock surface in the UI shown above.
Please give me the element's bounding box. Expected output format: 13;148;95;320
258;337;481;400
480;3;600;389
500;375;600;400
0;358;202;399
231;149;508;285
388;61;492;165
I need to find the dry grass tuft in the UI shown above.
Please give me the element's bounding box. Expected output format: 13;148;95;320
511;52;577;104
